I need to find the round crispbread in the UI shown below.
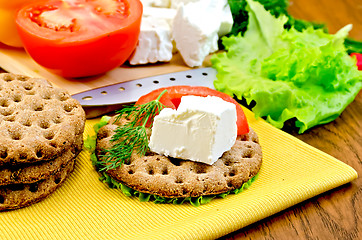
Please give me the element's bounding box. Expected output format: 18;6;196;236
0;73;86;166
96;116;262;198
0;133;83;186
0;157;75;211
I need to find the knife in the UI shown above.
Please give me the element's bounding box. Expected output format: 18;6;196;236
72;67;217;118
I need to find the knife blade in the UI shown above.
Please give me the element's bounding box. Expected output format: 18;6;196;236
72;67;217;118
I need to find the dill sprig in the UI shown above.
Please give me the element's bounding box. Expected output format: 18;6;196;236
98;90;167;171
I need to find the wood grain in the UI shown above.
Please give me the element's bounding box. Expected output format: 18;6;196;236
288;0;362;40
221;0;362;239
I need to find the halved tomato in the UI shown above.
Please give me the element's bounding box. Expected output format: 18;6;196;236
16;0;142;78
136;86;250;135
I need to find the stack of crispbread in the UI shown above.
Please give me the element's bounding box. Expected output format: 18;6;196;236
0;73;85;211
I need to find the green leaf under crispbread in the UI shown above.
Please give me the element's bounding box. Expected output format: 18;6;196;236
99;171;258;207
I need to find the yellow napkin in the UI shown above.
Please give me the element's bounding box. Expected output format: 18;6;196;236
0;108;357;240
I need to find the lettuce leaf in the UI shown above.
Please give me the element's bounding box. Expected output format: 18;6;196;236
212;0;362;133
227;0;290;37
100;171;258;207
84;115;111;168
227;0;326;37
227;0;362;54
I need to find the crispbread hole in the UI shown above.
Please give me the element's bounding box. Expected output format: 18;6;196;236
10;131;22;141
57;91;70;102
0;108;13;116
192;163;209;174
43;131;55;140
2;74;14;82
12;94;22;103
23;82;33;91
0;147;7;159
0;98;10;107
161;166;169;175
40;89;53;100
15;75;30;82
33;103;44;112
63;103;75;113
5;115;16;122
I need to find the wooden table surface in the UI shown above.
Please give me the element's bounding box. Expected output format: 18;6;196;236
222;0;362;239
0;0;361;239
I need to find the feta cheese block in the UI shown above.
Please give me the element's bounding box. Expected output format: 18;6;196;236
170;0;198;9
171;0;228;67
149;96;237;165
142;7;177;26
128;16;173;65
141;0;170;8
218;2;234;37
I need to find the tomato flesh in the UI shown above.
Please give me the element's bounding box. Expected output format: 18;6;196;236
16;0;142;78
351;53;362;70
136;86;250;135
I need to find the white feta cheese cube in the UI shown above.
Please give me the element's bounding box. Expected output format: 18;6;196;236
170;0;233;36
218;2;233;37
172;0;232;67
142;7;177;27
128;17;173;65
141;0;170;8
170;0;198;9
149;96;237;165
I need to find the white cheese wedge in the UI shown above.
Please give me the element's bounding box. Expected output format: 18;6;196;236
140;0;152;7
142;7;178;54
169;0;198;9
142;7;177;27
141;0;170;8
218;2;233;37
149;96;237;165
128;16;173;65
171;0;230;67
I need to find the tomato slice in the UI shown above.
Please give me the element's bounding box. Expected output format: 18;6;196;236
351;53;362;70
16;0;142;78
136;86;250;135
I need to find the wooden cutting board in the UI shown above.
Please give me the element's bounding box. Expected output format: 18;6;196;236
0;43;213;95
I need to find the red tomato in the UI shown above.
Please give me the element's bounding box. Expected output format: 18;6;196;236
136;86;250;135
16;0;142;78
351;53;362;70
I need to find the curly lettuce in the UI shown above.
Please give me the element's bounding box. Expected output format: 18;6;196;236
99;171;258;207
227;0;360;54
212;0;362;133
84;115;111;168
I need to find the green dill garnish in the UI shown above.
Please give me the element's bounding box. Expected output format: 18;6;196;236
98;90;167;171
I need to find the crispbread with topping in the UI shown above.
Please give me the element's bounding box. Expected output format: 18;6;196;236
0;73;85;165
96;116;262;198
